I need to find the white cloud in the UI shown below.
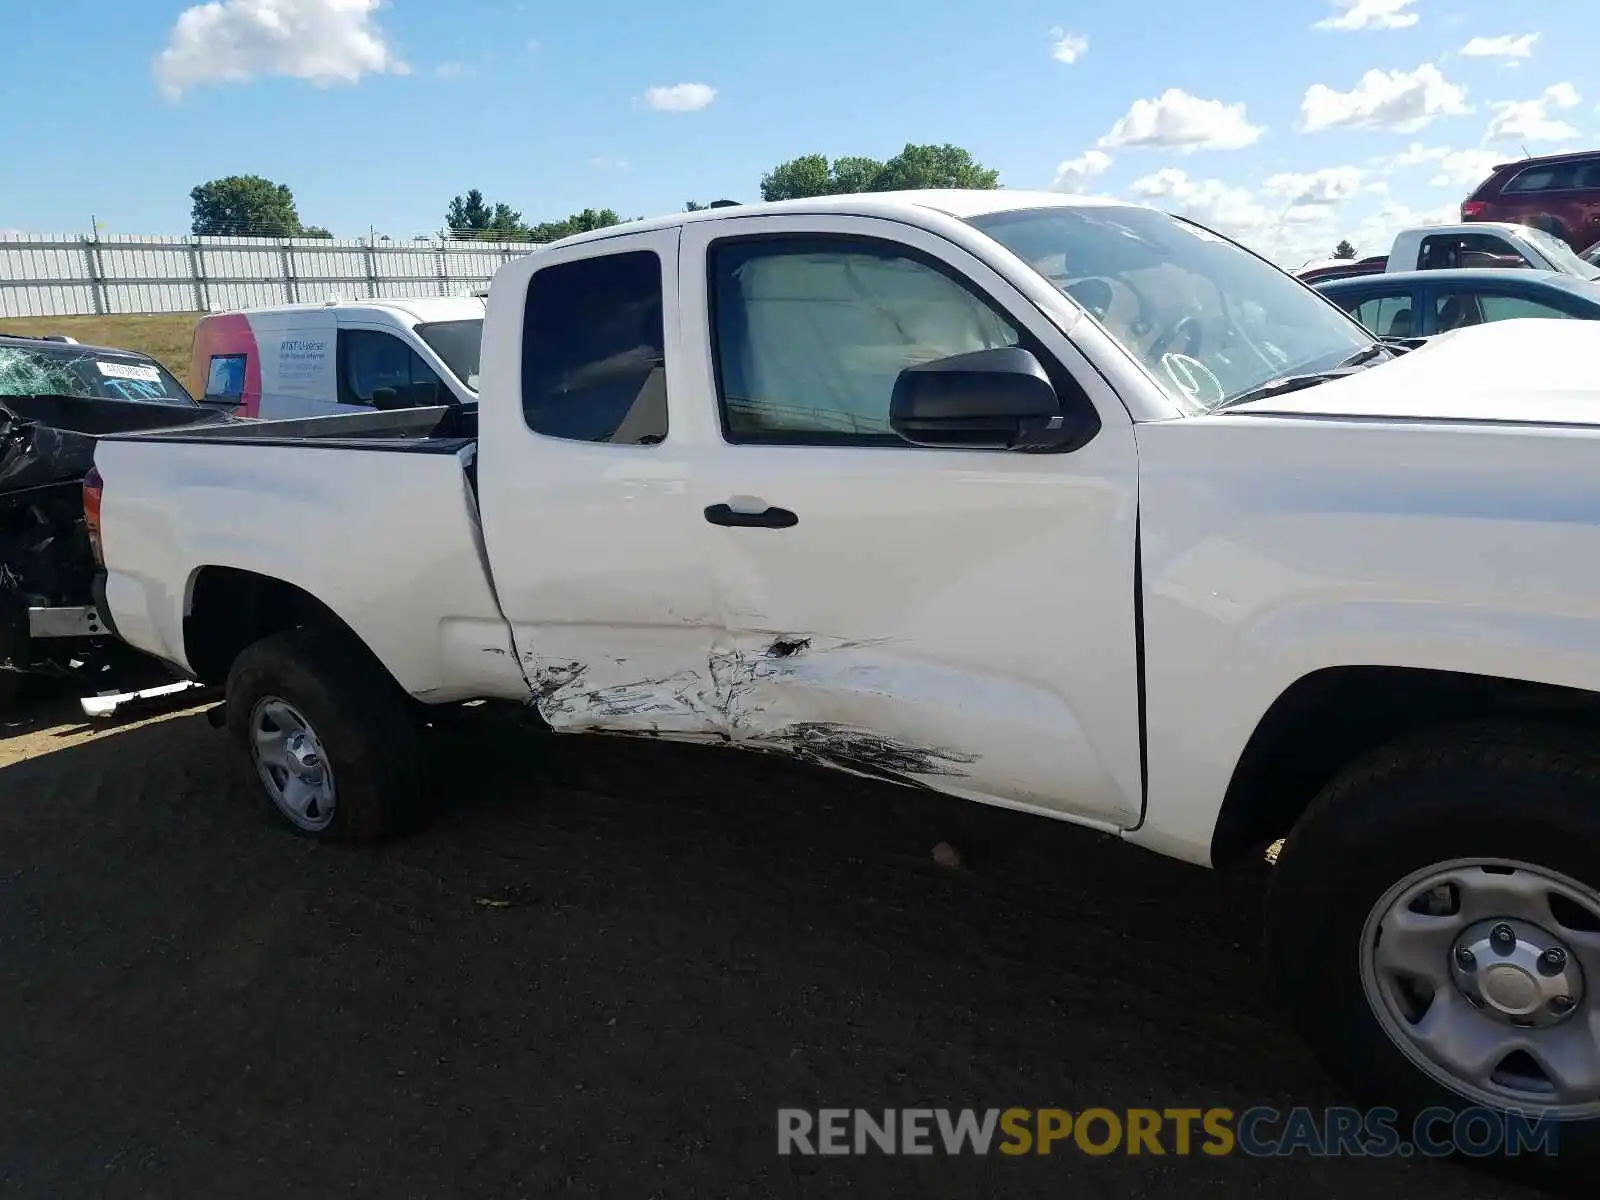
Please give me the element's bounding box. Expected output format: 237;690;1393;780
1368;142;1503;187
525;38;540;52
1128;169;1274;235
589;155;629;170
1460;33;1539;60
1127;168;1343;265
1285;203;1339;226
1052;150;1112;191
1048;28;1089;64
435;60;467;80
1485;82;1581;143
643;82;716;112
1313;0;1420;32
1123;164;1434;267
1349;198;1460;252
1301;64;1471;133
154;0;404;100
1098;88;1264;153
1428;149;1499;185
1263;166;1367;203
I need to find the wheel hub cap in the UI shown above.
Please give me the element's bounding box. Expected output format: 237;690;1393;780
249;697;337;832
285;731;323;775
1360;858;1600;1117
1451;918;1582;1027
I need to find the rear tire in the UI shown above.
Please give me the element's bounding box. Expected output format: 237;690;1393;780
224;625;425;841
1266;720;1600;1189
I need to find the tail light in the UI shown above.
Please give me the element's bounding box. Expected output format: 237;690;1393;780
1462;200;1487;219
83;465;105;567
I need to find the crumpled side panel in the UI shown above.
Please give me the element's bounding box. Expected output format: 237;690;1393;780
0;412;97;492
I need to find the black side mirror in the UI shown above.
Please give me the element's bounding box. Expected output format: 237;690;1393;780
371;386;407;411
890;346;1085;452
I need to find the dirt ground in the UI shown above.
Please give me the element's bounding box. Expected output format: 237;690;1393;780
0;692;1556;1198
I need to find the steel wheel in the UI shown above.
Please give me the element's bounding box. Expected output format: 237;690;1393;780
249;696;337;832
1360;856;1600;1117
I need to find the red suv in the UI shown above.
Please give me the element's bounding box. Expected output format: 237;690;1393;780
1462;150;1600;251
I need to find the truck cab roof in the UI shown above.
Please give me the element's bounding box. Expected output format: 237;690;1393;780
539;189;1142;253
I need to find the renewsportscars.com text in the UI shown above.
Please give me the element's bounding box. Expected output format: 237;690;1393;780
776;1106;1560;1159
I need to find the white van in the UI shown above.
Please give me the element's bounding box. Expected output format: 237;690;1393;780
188;296;484;419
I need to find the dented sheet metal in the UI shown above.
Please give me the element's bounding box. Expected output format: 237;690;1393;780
523;632;981;789
0;404;96;492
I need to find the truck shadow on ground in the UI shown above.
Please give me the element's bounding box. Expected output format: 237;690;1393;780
0;705;1550;1199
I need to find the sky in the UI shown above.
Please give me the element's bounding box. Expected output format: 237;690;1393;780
0;0;1592;266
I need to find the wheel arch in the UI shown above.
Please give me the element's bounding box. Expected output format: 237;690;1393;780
183;565;393;688
1209;665;1600;868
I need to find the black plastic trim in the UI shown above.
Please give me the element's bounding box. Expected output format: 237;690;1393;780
90;572;120;640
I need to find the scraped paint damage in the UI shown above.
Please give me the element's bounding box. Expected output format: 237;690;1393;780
519;631;979;787
752;722;977;784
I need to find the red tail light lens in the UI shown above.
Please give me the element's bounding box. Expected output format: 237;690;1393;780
83;465;105;566
1462;200;1487;219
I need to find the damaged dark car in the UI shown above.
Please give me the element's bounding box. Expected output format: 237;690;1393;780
0;334;235;708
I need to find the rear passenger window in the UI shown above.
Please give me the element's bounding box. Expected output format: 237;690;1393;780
521;250;667;445
1349;294;1414;338
205;353;248;401
1505;163;1581;194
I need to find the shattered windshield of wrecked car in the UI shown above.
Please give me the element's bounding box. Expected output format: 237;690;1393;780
0;344;196;405
966;205;1376;413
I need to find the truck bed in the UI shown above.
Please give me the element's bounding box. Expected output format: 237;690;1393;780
90;403;523;706
97;403;478;455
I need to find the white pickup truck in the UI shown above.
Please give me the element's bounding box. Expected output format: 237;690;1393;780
1300;219;1600;285
86;190;1600;1177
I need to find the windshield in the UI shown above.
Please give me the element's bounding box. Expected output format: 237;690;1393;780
415;319;483;391
0;343;194;405
967;205;1375;411
1516;226;1600;281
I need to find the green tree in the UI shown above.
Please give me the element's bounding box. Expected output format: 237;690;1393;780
1332;239;1357;260
874;143;1000;192
190;175;302;237
686;200;708;211
528;207;625;242
445;190;532;240
759;143;1001;201
301;225;334;239
830;155;885;194
760;153;838;201
446;188;492;233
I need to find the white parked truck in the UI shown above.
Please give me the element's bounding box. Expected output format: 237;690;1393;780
1300;219;1600;284
85;190;1600;1181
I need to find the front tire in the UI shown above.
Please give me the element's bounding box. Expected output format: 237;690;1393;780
1266;720;1600;1185
224;625;425;841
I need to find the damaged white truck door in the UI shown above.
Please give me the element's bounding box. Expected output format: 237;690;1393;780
674;214;1146;827
474;226;726;739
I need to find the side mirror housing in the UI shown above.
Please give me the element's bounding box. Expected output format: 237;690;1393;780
889;346;1089;452
371;386;407;411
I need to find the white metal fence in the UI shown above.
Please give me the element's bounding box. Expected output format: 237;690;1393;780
0;232;535;319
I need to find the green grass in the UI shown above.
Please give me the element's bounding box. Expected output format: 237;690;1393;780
0;313;201;382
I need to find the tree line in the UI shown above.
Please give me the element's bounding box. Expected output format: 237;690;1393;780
187;143;1003;241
